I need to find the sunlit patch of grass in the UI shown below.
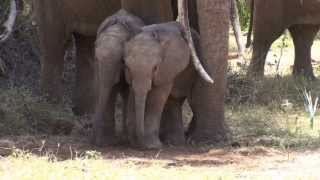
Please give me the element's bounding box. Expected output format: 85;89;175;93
0;149;237;180
226;74;320;149
0;148;318;179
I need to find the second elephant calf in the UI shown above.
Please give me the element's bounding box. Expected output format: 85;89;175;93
91;9;144;147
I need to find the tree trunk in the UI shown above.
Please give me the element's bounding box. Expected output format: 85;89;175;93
230;0;245;57
189;0;230;143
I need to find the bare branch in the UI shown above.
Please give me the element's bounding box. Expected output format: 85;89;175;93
0;0;17;42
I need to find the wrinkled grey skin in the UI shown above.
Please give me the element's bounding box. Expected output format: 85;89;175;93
32;0;201;115
33;0;121;115
172;0;245;57
91;10;144;147
247;0;320;79
124;22;200;149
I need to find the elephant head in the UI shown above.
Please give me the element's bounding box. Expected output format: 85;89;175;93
0;0;18;42
124;24;191;145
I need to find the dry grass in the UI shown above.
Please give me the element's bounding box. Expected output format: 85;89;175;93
227;33;320;149
0;142;319;179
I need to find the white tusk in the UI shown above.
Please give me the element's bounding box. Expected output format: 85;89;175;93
0;0;17;42
177;0;214;84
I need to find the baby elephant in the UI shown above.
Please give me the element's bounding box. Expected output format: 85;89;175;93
124;22;201;149
91;9;144;147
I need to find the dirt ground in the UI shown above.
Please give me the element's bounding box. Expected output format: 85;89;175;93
0;135;319;178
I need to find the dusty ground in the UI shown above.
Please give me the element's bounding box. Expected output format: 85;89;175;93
0;135;319;179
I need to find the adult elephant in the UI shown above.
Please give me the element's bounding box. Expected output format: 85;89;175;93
34;0;229;144
246;0;320;79
122;0;230;143
33;0;121;115
33;0;216;115
171;0;245;57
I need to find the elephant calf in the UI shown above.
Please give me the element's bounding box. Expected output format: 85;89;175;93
124;22;202;149
91;9;144;147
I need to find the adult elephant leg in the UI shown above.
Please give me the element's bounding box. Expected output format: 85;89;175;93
73;34;96;115
38;13;66;103
247;25;285;78
160;97;185;146
186;0;230;144
289;24;319;79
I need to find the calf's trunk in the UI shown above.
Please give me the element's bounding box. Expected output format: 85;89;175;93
134;90;147;146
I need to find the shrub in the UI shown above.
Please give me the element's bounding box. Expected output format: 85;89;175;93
0;87;75;135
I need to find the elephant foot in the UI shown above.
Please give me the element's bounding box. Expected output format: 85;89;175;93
293;70;317;81
187;130;229;145
90;133;120;147
142;136;163;150
161;133;186;146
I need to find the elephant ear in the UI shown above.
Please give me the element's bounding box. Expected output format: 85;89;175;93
97;16;117;36
153;32;191;86
118;20;142;38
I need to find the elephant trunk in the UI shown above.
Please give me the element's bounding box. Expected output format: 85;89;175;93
0;0;17;42
177;0;214;84
134;89;147;146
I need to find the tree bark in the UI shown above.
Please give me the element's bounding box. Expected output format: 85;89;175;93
190;0;230;143
230;0;245;57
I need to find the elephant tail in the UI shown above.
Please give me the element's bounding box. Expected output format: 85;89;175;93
0;0;18;43
246;0;254;48
177;0;214;84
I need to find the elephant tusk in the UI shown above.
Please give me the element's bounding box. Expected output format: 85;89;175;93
177;0;214;84
0;0;17;42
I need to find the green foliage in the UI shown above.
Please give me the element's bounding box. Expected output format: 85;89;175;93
236;0;251;30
